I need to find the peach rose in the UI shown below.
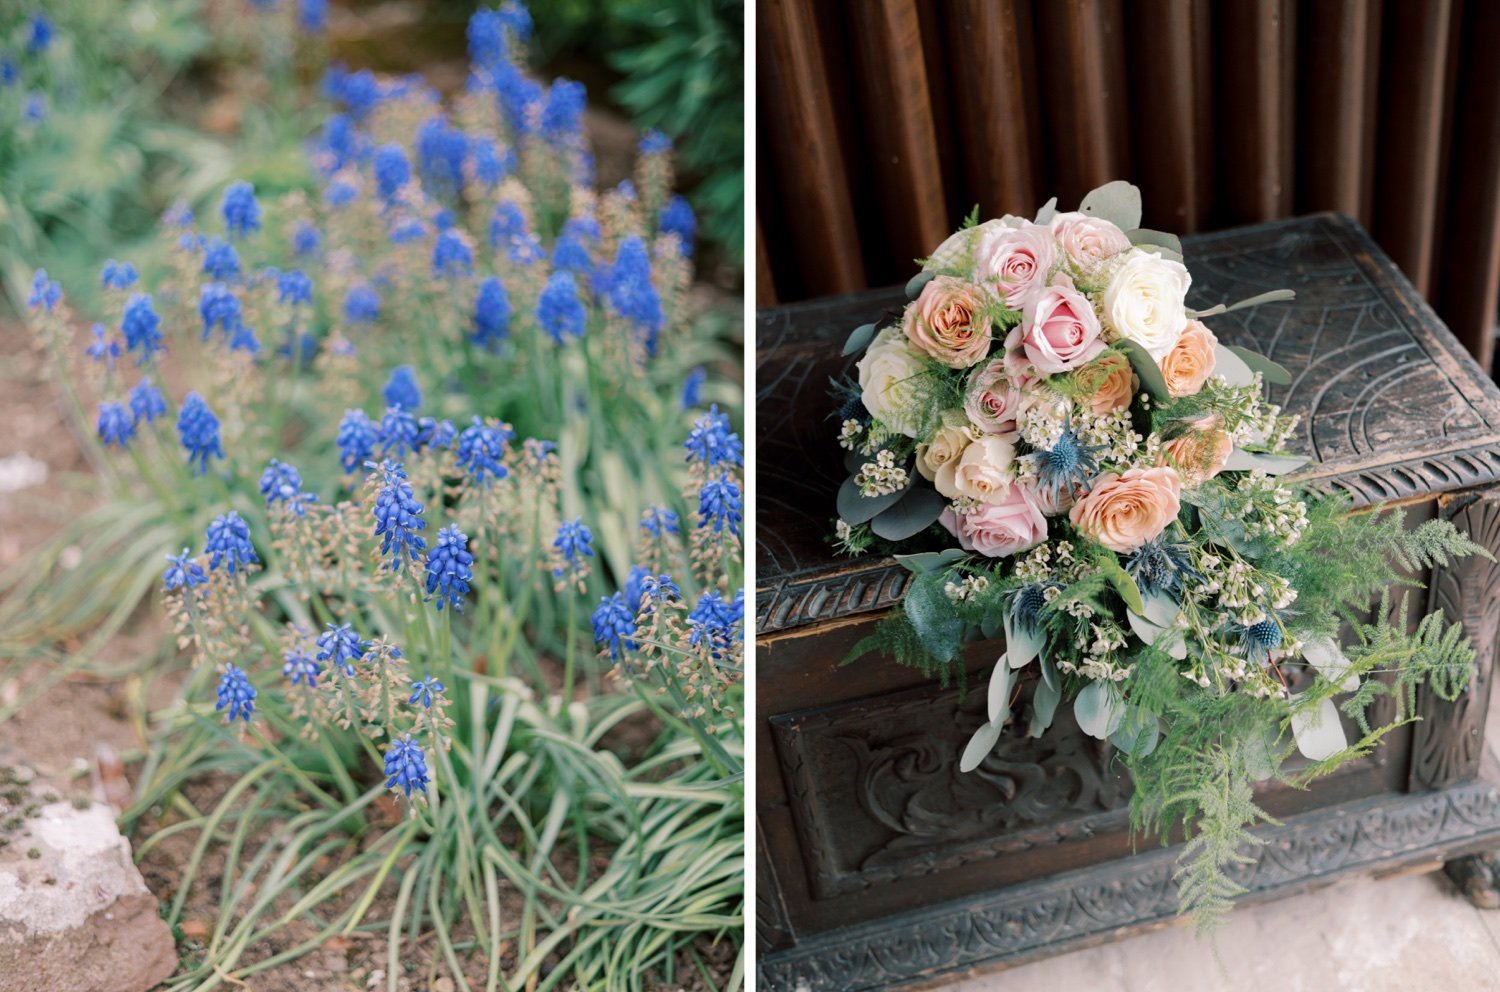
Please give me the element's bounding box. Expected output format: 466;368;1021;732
974;223;1057;310
963;359;1024;438
1050;211;1131;270
903;276;993;369
1018;279;1105;374
940;487;1047;558
1069;466;1182;552
945;435;1017;503
1074;352;1136;415
1160;414;1232;483
1159;320;1218;397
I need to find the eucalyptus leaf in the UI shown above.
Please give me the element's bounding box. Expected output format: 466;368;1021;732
1074;680;1125;740
1212;344;1256;387
1100;558;1145;615
893;548;968;574
1303;635;1360;692
1079;181;1142;232
1033;196;1059;226
1004;609;1044;669
905;270;936;300
1121;340;1170;400
1040;655;1060;693
1221;450;1310;475
1029;678;1062;738
959;720;1002;773
1187;288;1296;319
905;574;964;664
1290;696;1348;761
980;613;1002;641
842;322;877;357
1243;730;1278;781
1110;707;1160;758
871;486;947;541
987;658;1013;724
1227;345;1293;386
836;472;912;525
1127;228;1184;256
844;449;866;475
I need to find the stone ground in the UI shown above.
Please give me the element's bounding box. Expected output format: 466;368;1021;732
933;683;1500;992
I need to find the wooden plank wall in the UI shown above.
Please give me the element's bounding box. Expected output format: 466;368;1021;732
757;0;1500;371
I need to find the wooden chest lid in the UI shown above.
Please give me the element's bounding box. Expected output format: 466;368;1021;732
755;214;1500;637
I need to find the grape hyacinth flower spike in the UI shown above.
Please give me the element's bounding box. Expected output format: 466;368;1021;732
215;665;257;723
317;623;368;678
424;525;474;611
163;549;207;591
383;735;429;798
205;511;259;574
371;461;427;569
408;676;446;709
177;393;224;475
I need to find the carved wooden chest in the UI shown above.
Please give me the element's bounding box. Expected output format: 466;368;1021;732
755;215;1500;991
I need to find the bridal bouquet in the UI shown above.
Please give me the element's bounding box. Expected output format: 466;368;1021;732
834;182;1484;926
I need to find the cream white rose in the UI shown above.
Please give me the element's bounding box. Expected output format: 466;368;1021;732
857;326;929;437
948;435;1017;503
915;415;974;494
1102;249;1192;359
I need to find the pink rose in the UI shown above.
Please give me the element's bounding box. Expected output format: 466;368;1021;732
1050;211;1132;269
1069;466;1183;553
902;276;993;369
1019;281;1105;374
940;486;1047;559
964;359;1024;438
974;223;1057;310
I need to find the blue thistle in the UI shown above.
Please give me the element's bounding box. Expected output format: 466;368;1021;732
163;549;207;591
121;293;164;360
282;648;321;688
129;378;167;425
382;366;422;412
659;195;696;258
1124;539;1199;598
698;475;743;536
277;270;313;306
316;623;368;678
220;181;261;239
591;593;637;660
1227;610;1293;667
97;403;135;450
344;284;380;323
337;409;378;473
371;460;427;569
455;417;512;486
215;665;257;723
201;238;241;281
684;405;743;468
424;525;473;611
1028;428;1105;507
204;511;259;574
259;459;316;516
408;676;446;709
177;393;224;475
100;260;139;290
537;272;585;344
473;277;511;347
383;735;429;797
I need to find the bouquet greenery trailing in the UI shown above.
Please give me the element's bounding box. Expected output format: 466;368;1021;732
14;4;743;987
834;181;1484;930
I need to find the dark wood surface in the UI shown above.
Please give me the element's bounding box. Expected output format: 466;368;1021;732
756;214;1500;990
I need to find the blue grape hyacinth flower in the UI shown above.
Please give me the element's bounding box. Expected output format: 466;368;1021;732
681;367;706;409
698;475;743;536
383;735;429;797
424;525;474;612
383;366;422;412
282;648;322;688
374;143;411;201
163;549;207;591
591;593;637;660
277;270;313;306
337;409;378;473
537;272;585;344
27;270;60;311
317;623;368;678
122;293;164;360
259;459;316;516
639;129;671;156
85;325;119;367
641;505;680;538
101;259;139;290
408;676;446;709
605;237;663;351
540;79;585;145
202;238;241;281
552;518;593;578
685;405;743;468
177;393;224;474
200;283;242;340
220;181;261;239
129;378;167;425
97;402;135;450
205;511;259;574
372;460;427;569
473;277;511;347
215;665;257;723
432;229;474;277
659;195;697;258
455;417;512;486
379;406;421;457
344;284;380;323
